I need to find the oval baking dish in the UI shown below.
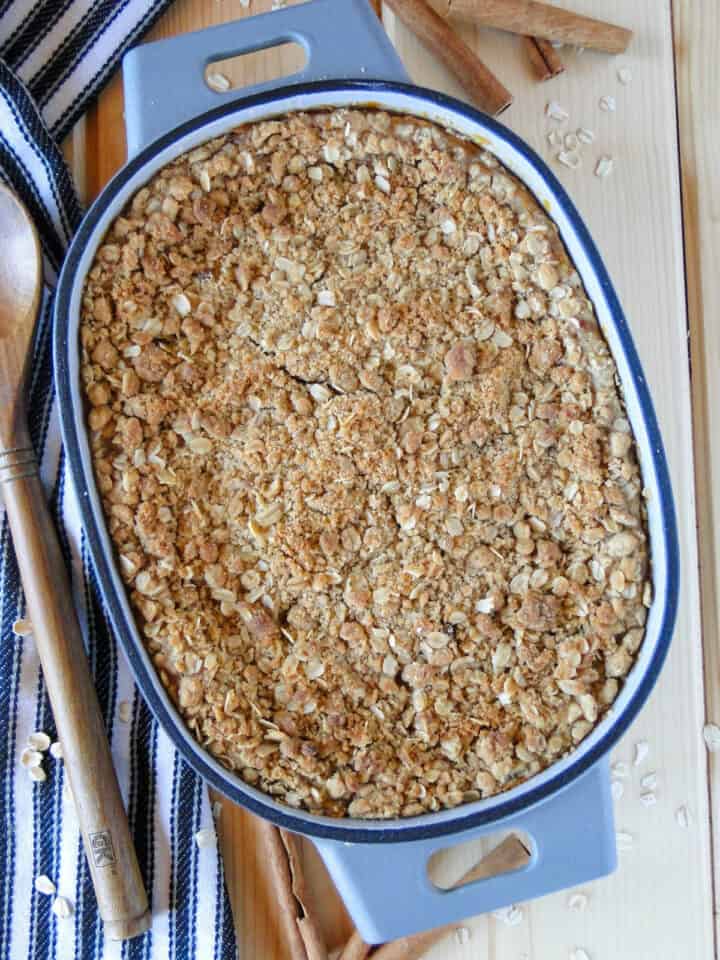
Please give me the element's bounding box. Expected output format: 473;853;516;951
53;0;679;943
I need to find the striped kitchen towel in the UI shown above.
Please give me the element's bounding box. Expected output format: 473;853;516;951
0;4;238;959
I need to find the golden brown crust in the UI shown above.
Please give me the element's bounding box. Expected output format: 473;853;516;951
80;109;650;818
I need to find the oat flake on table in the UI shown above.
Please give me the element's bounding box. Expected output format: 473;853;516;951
454;926;471;945
567;891;588;912
20;748;43;769
195;827;216;849
633;740;649;766
703;722;720;751
595;157;614;179
51;896;73;919
34;875;56;896
28;731;51;752
492;904;523;926
616;831;633;851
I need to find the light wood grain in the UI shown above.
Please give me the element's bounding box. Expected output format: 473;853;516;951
69;0;716;957
673;0;720;948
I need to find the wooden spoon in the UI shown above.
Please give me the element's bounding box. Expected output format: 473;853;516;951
0;184;150;940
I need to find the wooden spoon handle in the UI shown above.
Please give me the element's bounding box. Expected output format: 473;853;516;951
1;450;150;940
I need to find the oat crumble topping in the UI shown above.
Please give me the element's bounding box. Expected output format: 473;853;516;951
80;109;650;818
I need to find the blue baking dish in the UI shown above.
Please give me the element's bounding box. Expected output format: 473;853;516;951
53;0;679;943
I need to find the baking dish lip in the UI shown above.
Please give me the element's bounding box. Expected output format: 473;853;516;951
54;78;679;844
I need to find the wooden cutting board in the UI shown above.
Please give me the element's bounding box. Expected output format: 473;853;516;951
65;1;717;956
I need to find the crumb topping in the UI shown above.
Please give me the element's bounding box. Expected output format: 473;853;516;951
80;109;650;818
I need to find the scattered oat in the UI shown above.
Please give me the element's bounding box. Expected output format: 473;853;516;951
492;905;523;926
546;100;569;121
611;779;624;801
557;150;581;169
633;740;649;766
547;129;562;147
564;132;579;151
577;127;595;145
12;619;32;636
568;892;588;912
617;67;632;85
576;46;585;55
595;156;614;179
239;0;250;6
20;748;43;769
207;72;231;93
29;766;47;783
194;827;216;849
212;801;223;820
28;732;51;752
639;791;656;807
703;723;720;752
571;950;591;960
641;771;657;790
611;761;629;779
35;875;56;895
454;926;471;945
675;805;691;829
49;741;63;760
118;701;132;723
616;831;633;851
599;95;616;112
52;896;73;919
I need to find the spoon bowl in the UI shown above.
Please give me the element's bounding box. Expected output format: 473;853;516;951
0;185;42;445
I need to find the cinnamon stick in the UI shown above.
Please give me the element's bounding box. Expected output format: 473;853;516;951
281;830;329;960
337;929;374;960
384;0;512;116
256;819;329;960
437;0;632;54
523;36;564;81
368;0;383;18
341;836;530;960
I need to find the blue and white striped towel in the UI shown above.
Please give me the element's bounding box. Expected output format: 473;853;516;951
0;4;238;958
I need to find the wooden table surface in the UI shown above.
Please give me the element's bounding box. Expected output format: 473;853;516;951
67;1;719;957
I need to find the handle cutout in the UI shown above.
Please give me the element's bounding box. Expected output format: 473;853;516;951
427;832;531;891
204;42;307;94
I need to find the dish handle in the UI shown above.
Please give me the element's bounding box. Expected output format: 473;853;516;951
313;758;616;944
122;0;409;156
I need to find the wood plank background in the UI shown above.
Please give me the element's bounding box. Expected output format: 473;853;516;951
674;0;720;952
65;1;717;956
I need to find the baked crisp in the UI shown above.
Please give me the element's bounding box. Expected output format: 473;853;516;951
80;110;651;818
